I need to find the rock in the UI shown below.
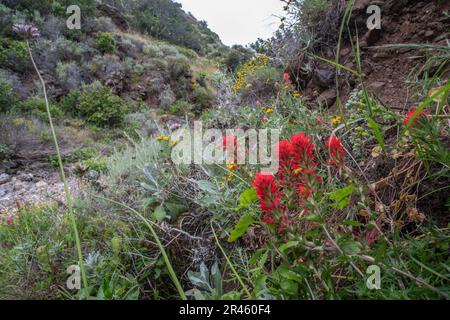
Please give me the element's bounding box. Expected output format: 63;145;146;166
372;52;390;61
425;30;434;38
18;173;34;182
0;186;7;197
36;181;48;189
13;181;28;191
312;68;335;88
3;161;19;174
317;89;337;107
85;170;100;182
0;173;11;185
369;81;386;90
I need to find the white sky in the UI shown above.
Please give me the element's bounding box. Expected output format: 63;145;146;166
176;0;285;46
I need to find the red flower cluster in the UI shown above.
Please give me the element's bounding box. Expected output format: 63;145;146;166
252;133;346;233
252;173;281;213
326;136;345;166
403;109;431;125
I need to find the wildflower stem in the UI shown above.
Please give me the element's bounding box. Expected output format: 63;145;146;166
322;224;365;278
26;40;88;292
91;194;187;300
210;221;253;299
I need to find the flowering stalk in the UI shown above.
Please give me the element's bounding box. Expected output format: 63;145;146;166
24;38;88;292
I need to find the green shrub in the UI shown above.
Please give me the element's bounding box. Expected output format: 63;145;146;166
76;86;126;127
0;37;29;72
143;43;162;57
241;66;280;99
192;86;214;111
82;157;108;173
0;143;13;160
168;100;195;116
22;96;63;120
72;147;99;161
59;89;81;114
167;56;191;79
95;32;116;54
0;81;18;113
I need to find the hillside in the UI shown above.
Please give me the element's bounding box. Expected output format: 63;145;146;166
0;0;449;302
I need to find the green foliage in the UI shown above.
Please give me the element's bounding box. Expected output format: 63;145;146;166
72;147;98;161
167;56;191;79
240;66;280;99
126;0;222;54
0;37;29;72
228;214;254;242
0;81;18;113
95;32;116;54
168;100;195;116
65;86;126;127
3;0;96;16
82;157;108;173
22;96;63;120
185;262;237;300
0;143;13;160
224;45;253;72
192;86;214;111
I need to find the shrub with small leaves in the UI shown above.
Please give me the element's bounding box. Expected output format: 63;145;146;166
76;86;126;127
168;100;196;116
95;32;116;54
0;37;29;72
192;86;214;111
21;96;63;120
0;81;18;113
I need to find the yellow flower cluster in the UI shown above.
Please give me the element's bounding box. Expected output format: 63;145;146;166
156;135;170;142
156;135;178;148
232;54;269;92
226;163;239;182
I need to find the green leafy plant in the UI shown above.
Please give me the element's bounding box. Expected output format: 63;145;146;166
74;86;126;127
95;32;116;54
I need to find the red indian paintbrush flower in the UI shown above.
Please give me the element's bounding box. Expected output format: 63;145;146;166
252;173;281;212
326;136;345;165
275;140;293;163
403;109;431;125
290;133;315;160
298;185;312;199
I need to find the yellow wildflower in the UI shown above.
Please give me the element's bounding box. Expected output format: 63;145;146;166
227;163;239;171
156;135;170;142
227;172;234;182
332;116;342;126
265;107;274;115
293;90;302;98
171;140;179;147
